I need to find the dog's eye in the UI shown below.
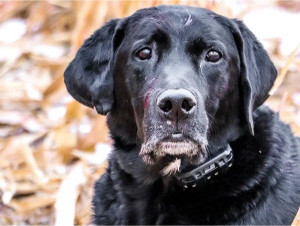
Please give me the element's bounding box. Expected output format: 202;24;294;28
136;48;152;60
206;50;222;62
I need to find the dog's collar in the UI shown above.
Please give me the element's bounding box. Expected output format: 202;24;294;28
176;144;233;189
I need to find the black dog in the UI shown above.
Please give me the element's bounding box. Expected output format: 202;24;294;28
64;5;300;225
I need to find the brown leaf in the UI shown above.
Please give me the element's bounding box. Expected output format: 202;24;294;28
77;116;109;150
9;193;56;214
292;208;300;226
65;101;85;122
269;44;300;95
55;163;86;226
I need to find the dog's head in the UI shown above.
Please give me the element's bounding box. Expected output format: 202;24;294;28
64;6;277;178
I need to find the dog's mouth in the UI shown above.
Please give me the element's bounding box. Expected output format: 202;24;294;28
140;134;208;175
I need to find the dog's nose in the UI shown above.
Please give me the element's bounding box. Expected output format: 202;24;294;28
157;89;196;121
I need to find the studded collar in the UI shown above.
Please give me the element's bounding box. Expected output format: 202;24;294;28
176;144;233;189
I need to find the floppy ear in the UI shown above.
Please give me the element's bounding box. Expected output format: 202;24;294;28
217;18;277;135
233;20;277;135
64;19;124;115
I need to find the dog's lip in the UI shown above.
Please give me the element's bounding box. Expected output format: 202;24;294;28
171;132;183;139
160;134;200;144
162;133;186;142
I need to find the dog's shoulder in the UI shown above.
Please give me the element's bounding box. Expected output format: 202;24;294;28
233;105;300;224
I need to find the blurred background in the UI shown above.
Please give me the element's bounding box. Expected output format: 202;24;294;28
0;0;299;225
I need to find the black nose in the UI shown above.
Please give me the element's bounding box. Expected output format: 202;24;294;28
157;89;196;121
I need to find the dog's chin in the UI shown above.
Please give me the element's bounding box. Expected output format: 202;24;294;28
140;138;208;176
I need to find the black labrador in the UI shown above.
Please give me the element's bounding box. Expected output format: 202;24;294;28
64;5;300;225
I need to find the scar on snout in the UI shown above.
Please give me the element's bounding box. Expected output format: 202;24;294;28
144;92;150;110
144;77;157;110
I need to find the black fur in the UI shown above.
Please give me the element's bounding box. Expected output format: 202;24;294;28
64;5;300;225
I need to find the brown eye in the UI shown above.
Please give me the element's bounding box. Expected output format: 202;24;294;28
136;48;152;60
206;50;222;62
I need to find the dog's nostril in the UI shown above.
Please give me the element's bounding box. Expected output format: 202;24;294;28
182;99;195;112
159;99;173;112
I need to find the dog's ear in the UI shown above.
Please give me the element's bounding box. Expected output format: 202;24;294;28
232;20;277;135
64;19;124;115
216;17;277;135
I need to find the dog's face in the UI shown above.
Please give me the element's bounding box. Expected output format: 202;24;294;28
114;9;242;166
64;6;277;178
